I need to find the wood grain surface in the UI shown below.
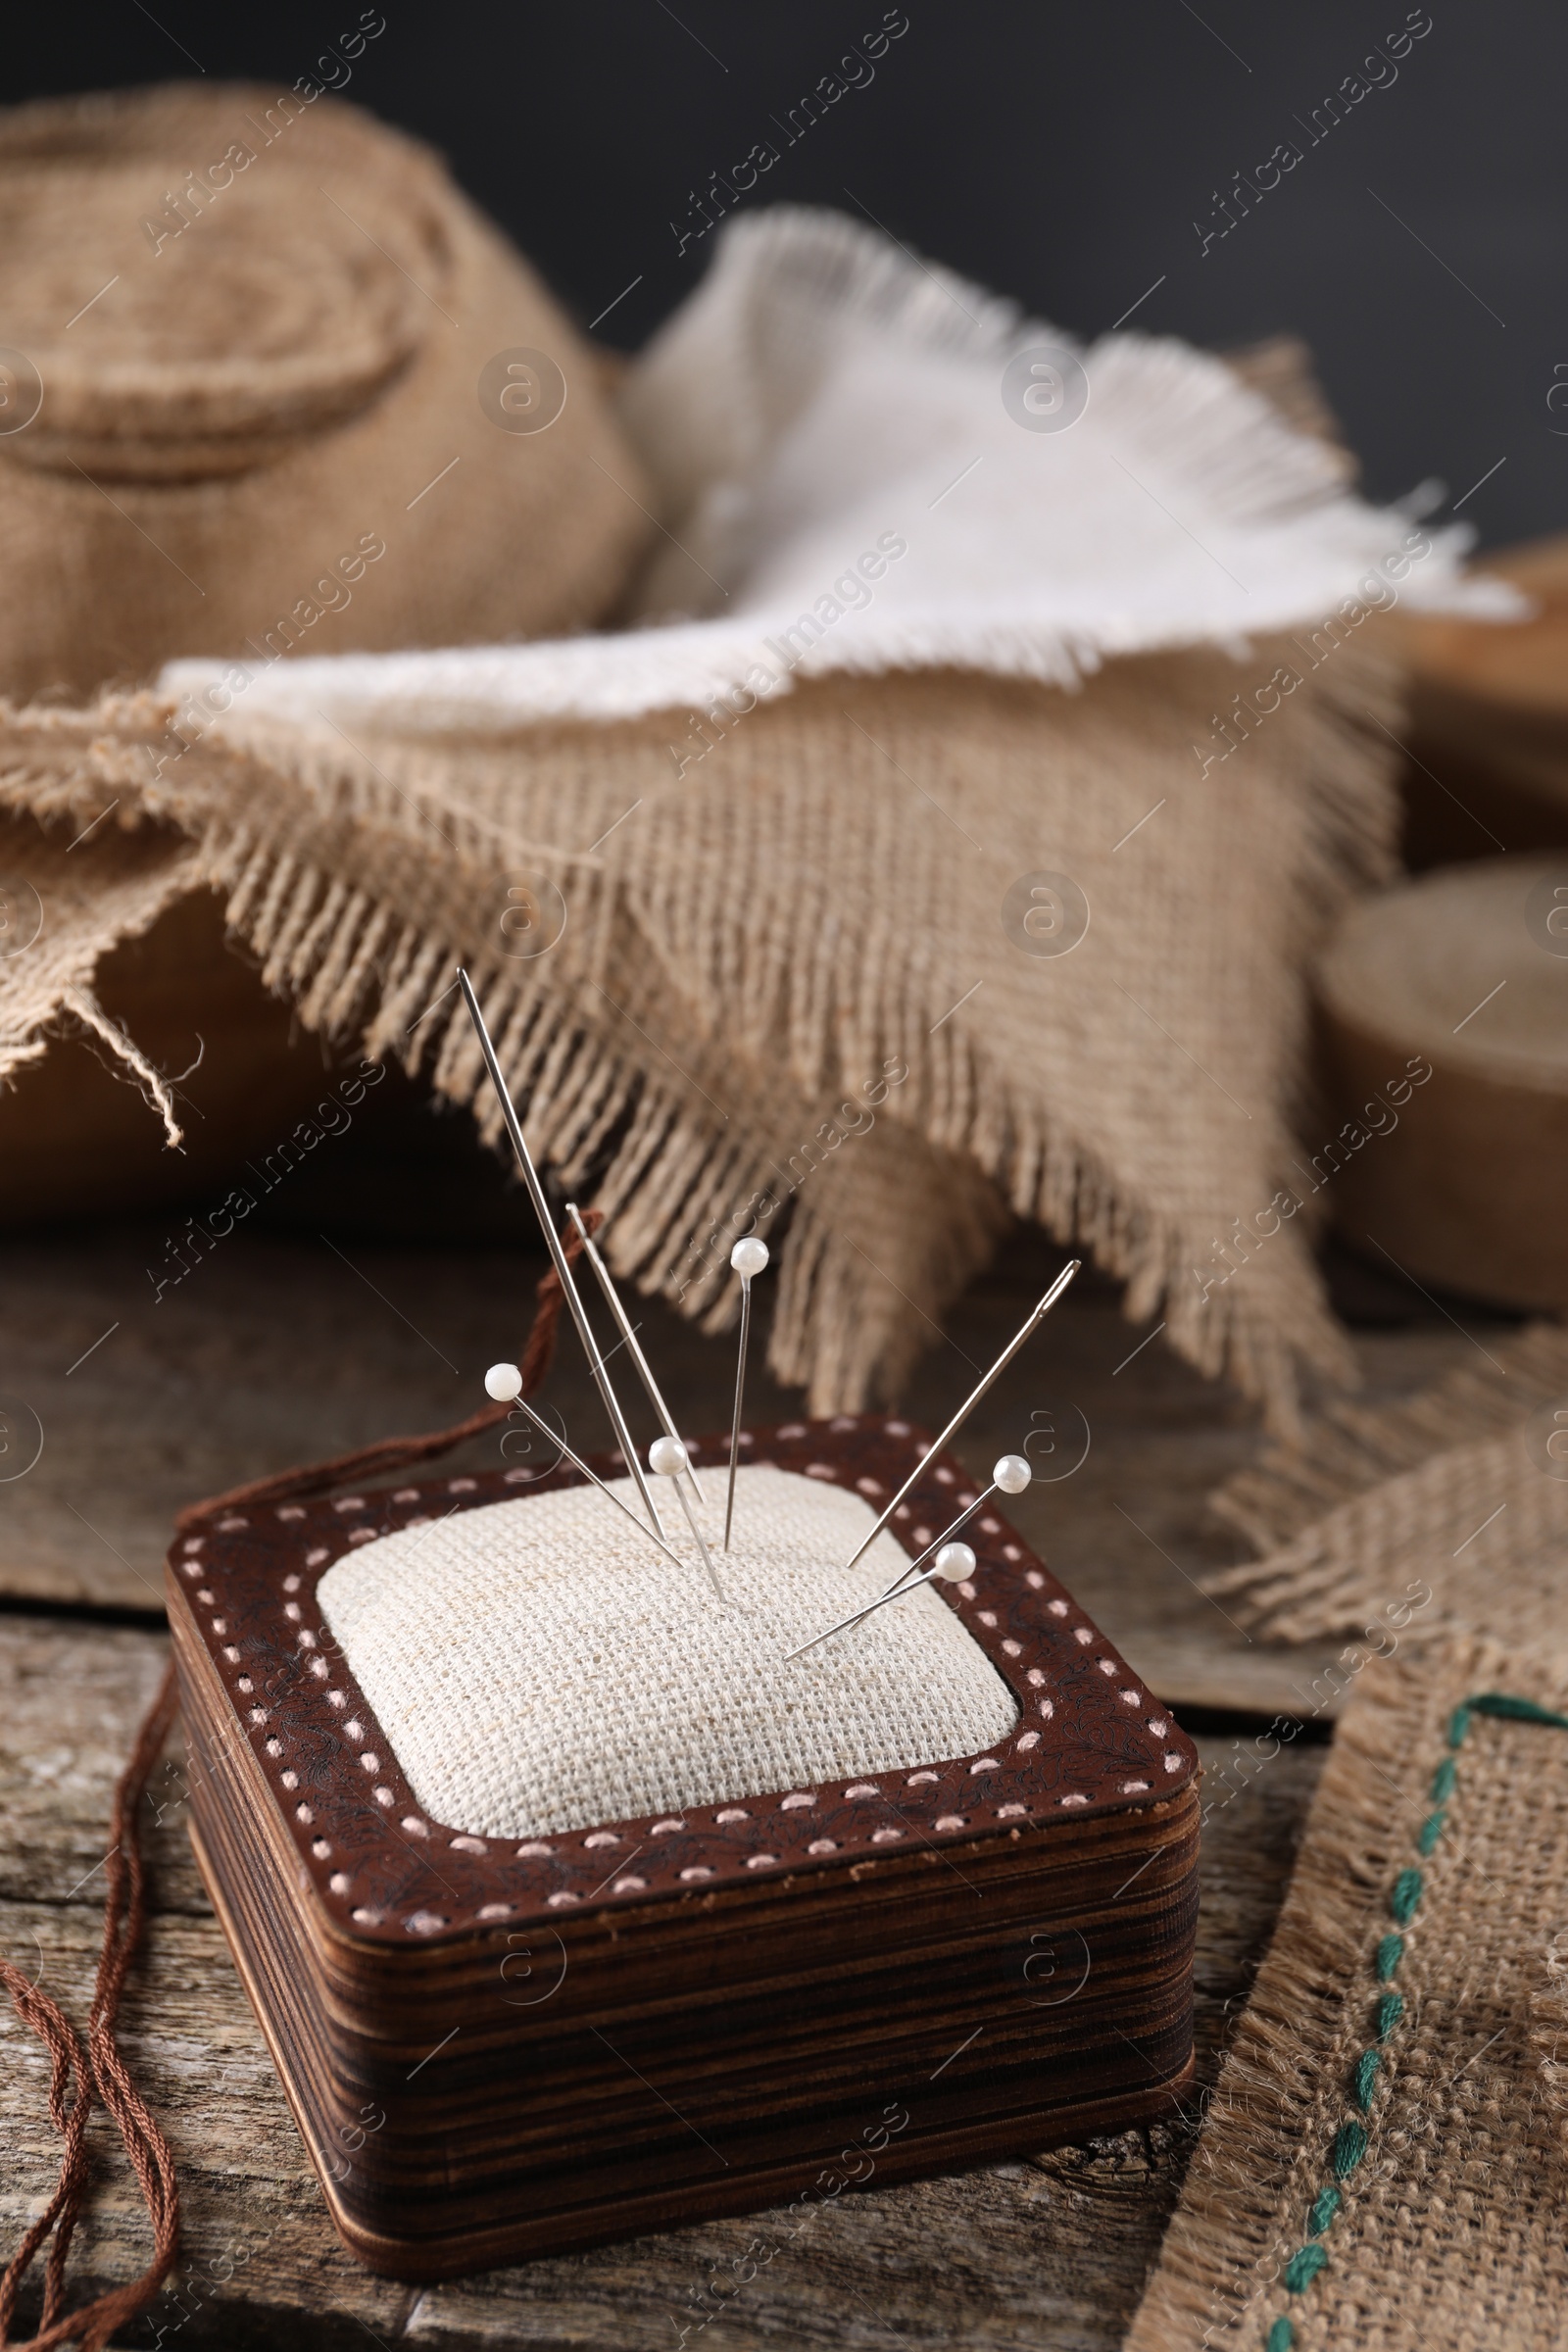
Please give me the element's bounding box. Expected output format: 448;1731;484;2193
0;1200;1515;2341
0;1614;1323;2350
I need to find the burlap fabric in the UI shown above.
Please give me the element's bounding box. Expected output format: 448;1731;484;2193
318;1464;1018;1838
1206;1319;1568;1652
0;206;1509;1421
1126;1634;1568;2352
0;647;1402;1420
0;82;647;701
1537;1932;1568;2138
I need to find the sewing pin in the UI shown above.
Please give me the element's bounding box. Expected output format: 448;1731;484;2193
783;1540;978;1663
484;1364;683;1568
458;970;667;1542
566;1202;706;1507
838;1259;1080;1573
650;1437;727;1603
878;1451;1032;1600
786;1455;1030;1660
724;1237;769;1551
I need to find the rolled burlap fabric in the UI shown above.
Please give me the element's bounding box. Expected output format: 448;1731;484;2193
0;81;649;700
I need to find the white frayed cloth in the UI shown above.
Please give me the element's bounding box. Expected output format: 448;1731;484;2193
318;1464;1018;1839
163;205;1510;734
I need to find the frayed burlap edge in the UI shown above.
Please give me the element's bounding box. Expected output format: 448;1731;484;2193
0;808;202;1144
0;631;1399;1422
1126;1633;1568;2352
1209;1317;1568;1556
1535;1932;1568;2141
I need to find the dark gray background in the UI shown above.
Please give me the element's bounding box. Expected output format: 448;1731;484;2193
7;3;1562;548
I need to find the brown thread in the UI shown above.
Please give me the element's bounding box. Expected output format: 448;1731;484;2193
2;1218;592;2342
0;1661;179;2350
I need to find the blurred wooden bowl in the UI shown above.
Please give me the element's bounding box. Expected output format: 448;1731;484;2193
1396;534;1568;865
1315;857;1568;1309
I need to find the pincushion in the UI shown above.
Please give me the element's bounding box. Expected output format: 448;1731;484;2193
318;1463;1019;1839
169;1414;1200;2279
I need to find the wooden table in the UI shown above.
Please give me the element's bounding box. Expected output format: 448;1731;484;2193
0;1217;1500;2346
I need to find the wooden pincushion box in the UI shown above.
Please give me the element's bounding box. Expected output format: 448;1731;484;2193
166;1415;1200;2280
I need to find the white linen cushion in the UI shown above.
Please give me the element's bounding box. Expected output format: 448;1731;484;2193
318;1463;1017;1838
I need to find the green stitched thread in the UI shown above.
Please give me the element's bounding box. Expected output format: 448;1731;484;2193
1306;2184;1341;2235
1258;1690;1568;2350
1283;2245;1329;2293
1375;1933;1404;1983
1375;1990;1404;2041
1390;1866;1423;1925
1470;1691;1568;1731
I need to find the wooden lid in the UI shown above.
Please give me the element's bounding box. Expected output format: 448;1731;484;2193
1316;856;1568;1093
1398;533;1568;728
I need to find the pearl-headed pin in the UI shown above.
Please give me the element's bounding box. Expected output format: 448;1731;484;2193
724;1236;770;1552
650;1435;726;1602
482;1363;682;1567
837;1263;1078;1574
879;1450;1032;1603
783;1453;1033;1660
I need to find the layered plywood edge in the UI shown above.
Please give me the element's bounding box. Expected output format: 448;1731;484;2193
0;1610;1327;2350
168;1417;1202;2277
